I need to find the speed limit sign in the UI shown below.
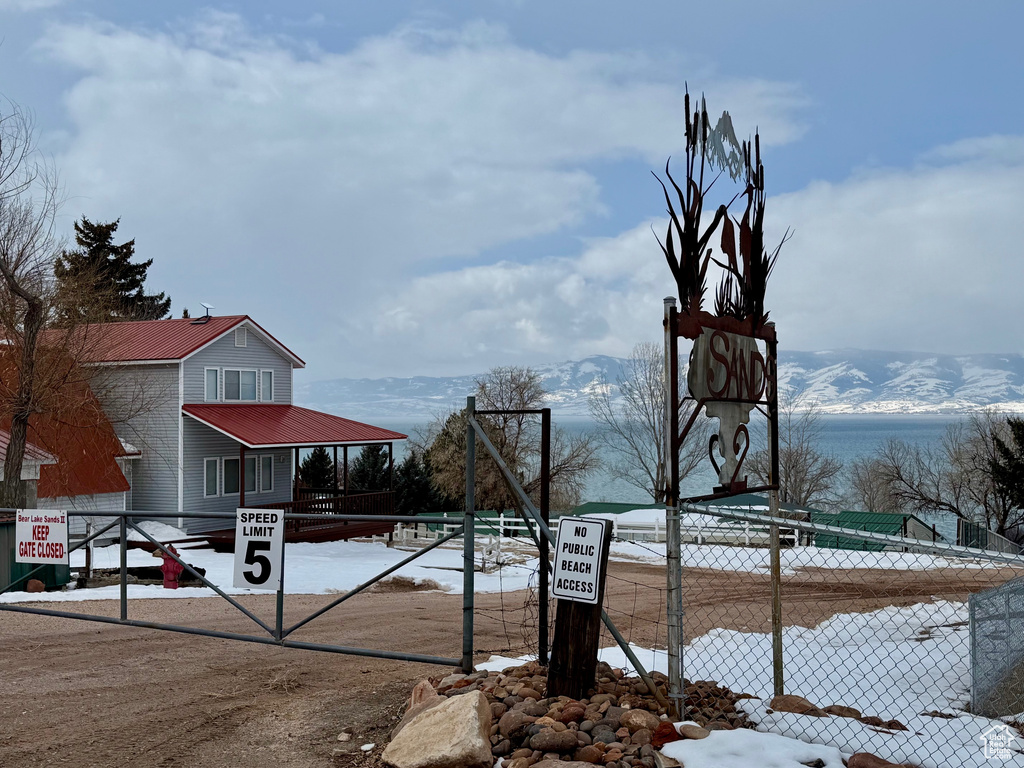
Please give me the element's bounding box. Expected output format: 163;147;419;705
233;508;284;590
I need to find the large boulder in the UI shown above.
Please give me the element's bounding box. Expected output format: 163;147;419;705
392;679;443;739
382;690;492;768
768;694;829;717
846;754;915;768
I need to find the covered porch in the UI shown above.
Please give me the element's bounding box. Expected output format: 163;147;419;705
182;404;407;543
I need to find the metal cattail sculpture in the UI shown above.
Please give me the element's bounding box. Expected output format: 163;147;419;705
655;91;787;332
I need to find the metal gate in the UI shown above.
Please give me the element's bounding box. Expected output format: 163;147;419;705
0;508;475;669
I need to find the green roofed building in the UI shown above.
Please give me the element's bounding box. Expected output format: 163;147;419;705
811;510;942;551
569;501;665;517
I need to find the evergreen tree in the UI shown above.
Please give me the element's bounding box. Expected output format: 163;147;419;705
299;446;335;489
54;217;171;324
349;445;390;492
395;450;443;515
993;417;1024;513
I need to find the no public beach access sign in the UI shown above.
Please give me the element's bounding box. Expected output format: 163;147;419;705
233;508;284;591
552;517;609;605
15;509;68;564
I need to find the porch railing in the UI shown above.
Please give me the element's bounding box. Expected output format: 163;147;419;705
244;491;395;533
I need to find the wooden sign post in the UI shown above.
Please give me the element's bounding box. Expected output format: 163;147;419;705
547;517;612;699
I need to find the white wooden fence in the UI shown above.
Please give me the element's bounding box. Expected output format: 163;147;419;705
377;513;798;549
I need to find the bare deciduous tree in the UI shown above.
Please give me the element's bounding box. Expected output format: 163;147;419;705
0;101;65;506
748;397;842;509
866;412;1023;537
0;99;160;507
845;456;901;513
420;366;599;512
589;341;710;503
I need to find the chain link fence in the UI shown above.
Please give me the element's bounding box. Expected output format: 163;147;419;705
665;506;1024;768
971;575;1024;719
379;503;1024;766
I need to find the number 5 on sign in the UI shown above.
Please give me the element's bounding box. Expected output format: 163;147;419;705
233;509;284;590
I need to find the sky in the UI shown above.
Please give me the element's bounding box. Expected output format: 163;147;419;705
1;1;1022;381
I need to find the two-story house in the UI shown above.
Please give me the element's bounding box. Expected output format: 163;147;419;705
46;314;405;540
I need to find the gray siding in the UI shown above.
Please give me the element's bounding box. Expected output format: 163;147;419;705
182;418;293;534
91;363;181;515
38;495;124;545
182;322;294;405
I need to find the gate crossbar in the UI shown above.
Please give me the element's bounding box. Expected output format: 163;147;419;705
128;519;274;635
0;508;472;668
466;411;670;710
284;525;464;636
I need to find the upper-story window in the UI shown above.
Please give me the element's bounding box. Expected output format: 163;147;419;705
204;368;274;402
205;369;219;401
225;369;257;401
261;370;273;402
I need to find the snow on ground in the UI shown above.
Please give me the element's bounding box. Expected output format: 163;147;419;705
484;602;1024;768
660;726;846;768
684;601;1023;767
610;537;999;573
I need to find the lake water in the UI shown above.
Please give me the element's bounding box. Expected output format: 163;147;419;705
370;413;960;506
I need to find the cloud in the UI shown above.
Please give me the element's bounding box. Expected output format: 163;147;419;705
765;137;1024;356
0;0;64;11
370;135;1024;374
35;13;805;377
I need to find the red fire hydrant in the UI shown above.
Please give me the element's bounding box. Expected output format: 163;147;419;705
160;545;186;589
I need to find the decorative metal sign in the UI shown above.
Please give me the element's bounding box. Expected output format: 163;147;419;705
657;92;784;503
688;327;775;491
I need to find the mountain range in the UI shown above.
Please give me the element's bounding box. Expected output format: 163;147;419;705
295;350;1024;419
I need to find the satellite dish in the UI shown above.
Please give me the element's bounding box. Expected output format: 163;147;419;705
191;302;215;325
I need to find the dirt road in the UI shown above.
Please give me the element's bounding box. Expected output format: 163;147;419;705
1;559;1017;767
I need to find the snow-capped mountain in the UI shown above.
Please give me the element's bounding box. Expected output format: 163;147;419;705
295;351;1024;418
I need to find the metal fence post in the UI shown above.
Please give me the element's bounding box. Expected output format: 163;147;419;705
276;536;286;641
769;516;784;697
664;296;684;718
462;396;476;673
119;516;129;620
539;407;551;666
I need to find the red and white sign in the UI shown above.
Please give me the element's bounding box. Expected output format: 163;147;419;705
15;509;68;564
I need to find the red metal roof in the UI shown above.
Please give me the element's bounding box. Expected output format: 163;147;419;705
1;356;130;499
182;404;407;448
58;315;305;367
0;430;57;465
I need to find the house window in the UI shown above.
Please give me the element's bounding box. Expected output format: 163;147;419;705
235;327;247;347
204;458;219;497
261;370;273;402
205;369;219;401
260;455;273;492
224;369;257;401
223;458;240;494
245;456;257;493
